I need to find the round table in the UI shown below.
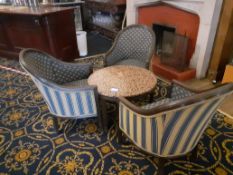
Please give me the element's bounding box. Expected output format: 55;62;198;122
88;65;157;132
88;65;157;97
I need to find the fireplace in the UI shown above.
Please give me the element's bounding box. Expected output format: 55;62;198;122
153;23;176;56
161;31;189;71
153;24;189;71
127;0;223;79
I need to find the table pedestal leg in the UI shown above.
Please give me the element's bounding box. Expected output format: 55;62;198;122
100;98;109;132
115;103;123;143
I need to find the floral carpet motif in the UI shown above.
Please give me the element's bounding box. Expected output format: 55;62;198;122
0;57;233;175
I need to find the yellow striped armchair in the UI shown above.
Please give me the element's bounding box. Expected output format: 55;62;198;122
118;81;233;174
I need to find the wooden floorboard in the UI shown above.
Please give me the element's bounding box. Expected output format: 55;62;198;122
184;78;233;118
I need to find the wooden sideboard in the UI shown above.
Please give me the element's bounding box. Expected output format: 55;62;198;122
85;0;126;39
0;6;79;61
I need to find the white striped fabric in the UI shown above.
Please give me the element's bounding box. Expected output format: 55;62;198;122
32;77;97;118
119;96;225;157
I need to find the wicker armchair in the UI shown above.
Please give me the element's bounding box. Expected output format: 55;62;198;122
19;49;100;131
75;24;155;69
118;81;233;174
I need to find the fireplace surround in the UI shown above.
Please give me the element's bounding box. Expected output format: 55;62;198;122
127;0;223;79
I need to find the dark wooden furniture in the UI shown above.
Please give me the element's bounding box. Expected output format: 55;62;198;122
42;1;84;31
85;0;126;39
0;6;79;61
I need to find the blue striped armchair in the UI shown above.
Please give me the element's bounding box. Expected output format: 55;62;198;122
19;49;100;131
118;81;233;174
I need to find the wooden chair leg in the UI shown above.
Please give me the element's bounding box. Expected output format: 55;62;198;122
53;117;63;134
190;145;198;161
157;158;166;175
116;126;124;143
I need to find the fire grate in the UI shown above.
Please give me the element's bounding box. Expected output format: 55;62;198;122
160;31;189;71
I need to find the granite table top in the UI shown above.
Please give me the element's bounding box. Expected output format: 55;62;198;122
88;65;157;97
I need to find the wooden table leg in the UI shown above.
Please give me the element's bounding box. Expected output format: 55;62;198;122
149;91;154;103
96;99;103;129
115;102;125;143
100;98;109;132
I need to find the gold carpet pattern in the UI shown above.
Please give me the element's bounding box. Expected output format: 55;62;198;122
0;58;233;175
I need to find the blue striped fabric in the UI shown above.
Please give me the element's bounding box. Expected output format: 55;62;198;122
119;96;225;157
32;77;97;118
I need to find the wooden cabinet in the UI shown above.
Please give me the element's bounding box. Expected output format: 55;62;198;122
0;23;10;50
207;0;233;81
0;6;79;61
85;0;126;39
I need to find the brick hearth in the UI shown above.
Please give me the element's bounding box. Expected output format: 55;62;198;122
152;55;196;81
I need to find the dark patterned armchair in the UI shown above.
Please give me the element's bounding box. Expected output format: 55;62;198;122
118;81;233;174
76;24;155;69
19;49;100;131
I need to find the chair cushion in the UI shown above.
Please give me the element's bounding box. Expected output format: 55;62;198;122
115;59;147;68
129;83;194;110
62;79;89;88
141;98;170;109
171;85;195;100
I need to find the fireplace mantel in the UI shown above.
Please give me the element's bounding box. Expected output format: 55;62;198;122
127;0;223;78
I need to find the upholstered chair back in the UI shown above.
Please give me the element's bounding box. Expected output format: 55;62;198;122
19;49;98;119
119;83;233;157
20;49;92;84
105;24;155;68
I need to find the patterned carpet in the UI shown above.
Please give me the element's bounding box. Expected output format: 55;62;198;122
0;57;233;175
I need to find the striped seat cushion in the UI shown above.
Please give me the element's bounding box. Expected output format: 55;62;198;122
141;98;170;109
